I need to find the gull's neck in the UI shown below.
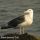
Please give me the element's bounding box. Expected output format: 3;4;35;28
24;12;33;23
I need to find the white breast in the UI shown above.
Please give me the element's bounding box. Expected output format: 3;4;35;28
19;15;33;27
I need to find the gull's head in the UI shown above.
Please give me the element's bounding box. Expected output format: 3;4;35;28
24;9;33;14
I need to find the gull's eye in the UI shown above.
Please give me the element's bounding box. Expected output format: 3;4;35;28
29;10;31;11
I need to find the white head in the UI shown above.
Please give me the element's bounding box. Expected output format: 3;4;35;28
24;9;33;22
24;9;33;15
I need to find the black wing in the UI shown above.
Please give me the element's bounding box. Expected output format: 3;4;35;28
8;15;25;27
1;15;25;29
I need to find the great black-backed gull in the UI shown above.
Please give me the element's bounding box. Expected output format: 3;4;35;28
1;9;33;34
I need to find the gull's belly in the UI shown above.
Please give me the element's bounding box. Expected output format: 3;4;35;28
18;21;32;28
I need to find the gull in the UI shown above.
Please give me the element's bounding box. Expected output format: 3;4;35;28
1;9;33;34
